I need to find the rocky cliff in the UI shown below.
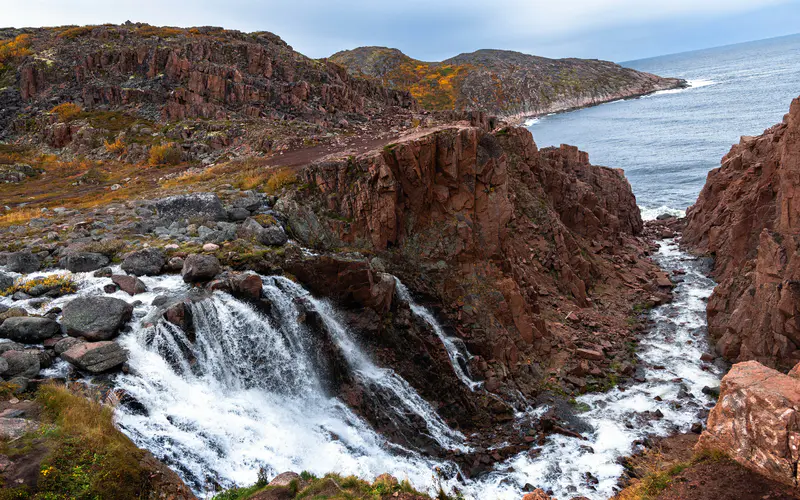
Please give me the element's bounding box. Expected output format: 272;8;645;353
281;120;667;398
684;96;800;369
329;47;685;120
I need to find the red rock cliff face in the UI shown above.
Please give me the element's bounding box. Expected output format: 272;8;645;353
285;123;665;393
684;96;800;369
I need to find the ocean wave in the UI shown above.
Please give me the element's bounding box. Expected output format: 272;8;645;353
648;78;717;97
524;117;540;126
639;205;686;221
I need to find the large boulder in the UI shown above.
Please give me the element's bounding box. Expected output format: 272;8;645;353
6;252;40;274
60;341;127;373
61;297;133;341
697;360;800;487
154;193;226;222
0;317;61;343
111;275;147;295
58;252;110;273
181;254;221;283
1;350;40;378
121;248;166;276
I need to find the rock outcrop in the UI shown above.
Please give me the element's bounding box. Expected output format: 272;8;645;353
288;123;664;394
330;47;685;119
684;96;800;369
697;360;800;488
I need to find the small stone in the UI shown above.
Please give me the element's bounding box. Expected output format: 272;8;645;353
202;243;220;252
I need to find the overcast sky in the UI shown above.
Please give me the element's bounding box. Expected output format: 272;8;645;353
5;0;800;62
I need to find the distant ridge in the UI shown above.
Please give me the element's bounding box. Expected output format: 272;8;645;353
330;46;686;121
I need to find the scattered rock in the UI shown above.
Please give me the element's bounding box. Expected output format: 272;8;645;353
0;317;61;343
54;336;84;355
154;193;226;222
202;243;219;252
0;272;13;292
1;350;40;378
6;252;40;274
61;296;134;341
121;248;166;276
576;348;604;361
61;341;128;373
181;254;221;283
111;275;147;296
58;252;110;273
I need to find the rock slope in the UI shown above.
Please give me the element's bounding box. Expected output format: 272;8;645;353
684;96;800;369
329;47;685;120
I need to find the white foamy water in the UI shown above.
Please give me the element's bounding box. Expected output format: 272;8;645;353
639;205;686;221
1;246;720;499
470;240;720;499
395;279;482;391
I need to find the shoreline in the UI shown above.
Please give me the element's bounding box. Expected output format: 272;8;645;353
504;78;689;126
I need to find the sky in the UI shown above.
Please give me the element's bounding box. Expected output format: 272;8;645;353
4;0;800;63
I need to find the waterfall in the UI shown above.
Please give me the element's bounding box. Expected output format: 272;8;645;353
114;275;467;494
394;279;481;391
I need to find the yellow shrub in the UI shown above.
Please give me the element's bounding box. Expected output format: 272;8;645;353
0;207;44;228
57;26;94;39
2;273;77;297
0;34;32;68
104;137;126;154
136;26;184;38
50;102;82;122
148;143;182;166
266;168;298;194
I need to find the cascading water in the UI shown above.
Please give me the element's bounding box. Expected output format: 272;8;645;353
114;275;467;495
395;280;481;391
473;239;722;499
2;240;722;499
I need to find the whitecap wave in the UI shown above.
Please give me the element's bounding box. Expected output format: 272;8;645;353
639;205;686;221
524;117;540;126
649;78;717;97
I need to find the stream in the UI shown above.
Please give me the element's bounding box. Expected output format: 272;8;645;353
0;239;721;499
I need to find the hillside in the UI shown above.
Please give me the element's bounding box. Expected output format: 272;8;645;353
329;47;686;120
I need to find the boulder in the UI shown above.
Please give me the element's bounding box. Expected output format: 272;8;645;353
6;252;40;274
269;472;301;487
229;273;263;300
1;350;40;378
238;218;288;246
0;317;61;343
154;193;226;222
58;252;110;273
61;297;133;341
0;341;24;355
696;360;800;487
60;341;127;373
121;248;166;276
54;336;84;355
181;254;221;283
111;275;147;295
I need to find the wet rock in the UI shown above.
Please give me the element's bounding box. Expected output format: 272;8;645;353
182;254;221;283
111;275;147;295
61;296;134;341
93;267;113;278
522;490;554;500
6;251;40;274
0;317;61;343
164;300;193;337
165;256;185;272
1;350;40;378
154;193;226;222
701;385;720;398
229;273;263;300
121;248;166;276
691;422;703;434
58;252;110;273
61;341;127;373
104;284;118;294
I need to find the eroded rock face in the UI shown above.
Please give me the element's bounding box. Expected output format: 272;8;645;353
287;124;659;390
684;96;800;368
697;360;800;487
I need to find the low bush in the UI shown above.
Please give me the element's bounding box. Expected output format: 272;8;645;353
148;143;182;166
2;273;77;297
57;26;94;39
265;168;298;194
49;102;82;122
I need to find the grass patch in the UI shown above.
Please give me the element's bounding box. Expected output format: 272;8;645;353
616;449;728;500
0;208;47;228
